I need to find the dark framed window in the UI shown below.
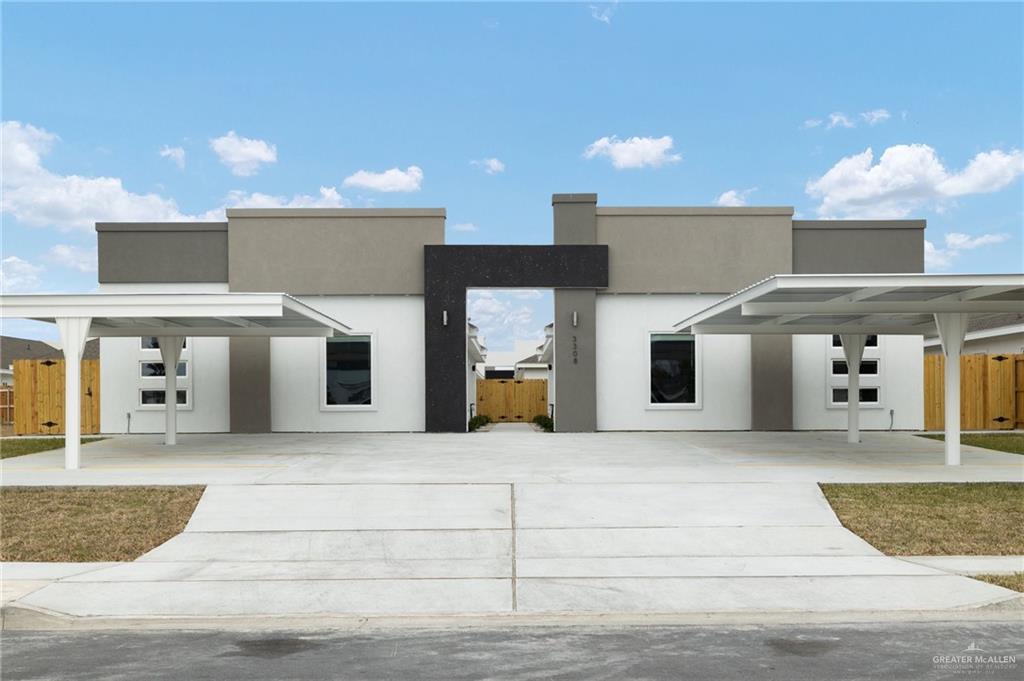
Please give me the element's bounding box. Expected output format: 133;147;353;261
140;361;187;378
140;389;187;405
832;334;877;348
831;387;880;404
325;336;372;406
650;333;696;404
831;359;879;376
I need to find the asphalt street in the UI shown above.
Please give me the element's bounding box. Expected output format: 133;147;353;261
2;621;1021;680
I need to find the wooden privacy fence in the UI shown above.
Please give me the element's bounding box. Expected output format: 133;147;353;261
476;378;548;423
0;386;13;425
13;359;100;435
924;353;1022;431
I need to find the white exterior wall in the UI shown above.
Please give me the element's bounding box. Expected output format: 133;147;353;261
98;283;231;434
595;294;752;430
467;359;477;423
271;296;424;432
792;335;923;431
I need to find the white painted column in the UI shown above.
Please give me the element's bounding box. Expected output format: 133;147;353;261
840;334;867;444
935;313;969;466
56;317;92;470
157;336;185;446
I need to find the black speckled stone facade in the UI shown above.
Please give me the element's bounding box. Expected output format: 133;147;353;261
424;245;608;432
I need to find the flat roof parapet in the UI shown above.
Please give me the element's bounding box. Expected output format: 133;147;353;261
96;222;227;232
596;206;795;216
225;208;446;218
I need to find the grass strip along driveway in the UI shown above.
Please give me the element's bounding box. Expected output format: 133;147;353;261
919;432;1024;455
1;437;104;459
821;482;1024;593
1;486;204;562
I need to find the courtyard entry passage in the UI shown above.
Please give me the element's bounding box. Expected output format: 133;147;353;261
476;378;547;423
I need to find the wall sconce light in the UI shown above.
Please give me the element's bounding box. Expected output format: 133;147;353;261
572;311;578;327
443;310;448;326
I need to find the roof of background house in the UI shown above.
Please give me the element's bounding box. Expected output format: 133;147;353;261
0;336;99;366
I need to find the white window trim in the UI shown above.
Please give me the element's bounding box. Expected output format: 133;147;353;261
828;385;882;408
140;337;187;351
646;330;703;411
826;335;883;410
137;387;192;411
319;331;378;412
139;359;188;379
829;356;881;378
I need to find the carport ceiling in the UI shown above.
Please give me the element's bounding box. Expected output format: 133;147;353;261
674;273;1024;335
0;292;351;337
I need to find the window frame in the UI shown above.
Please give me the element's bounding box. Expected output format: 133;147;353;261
829;386;881;407
646;330;703;411
139;360;188;379
137;388;191;410
829;357;881;378
319;332;377;412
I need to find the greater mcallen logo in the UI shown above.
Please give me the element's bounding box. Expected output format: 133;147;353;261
932;641;1017;673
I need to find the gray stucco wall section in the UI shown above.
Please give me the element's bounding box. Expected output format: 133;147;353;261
96;223;228;283
792;220;925;273
553;195;599;431
595;206;795;430
229;337;271;433
226;209;446;294
595;208;794;293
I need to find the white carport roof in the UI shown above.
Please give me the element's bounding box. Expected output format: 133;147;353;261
674;273;1024;336
1;292;351;337
673;273;1024;466
0;293;351;470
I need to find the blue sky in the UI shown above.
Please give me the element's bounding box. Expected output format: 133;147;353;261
2;2;1022;349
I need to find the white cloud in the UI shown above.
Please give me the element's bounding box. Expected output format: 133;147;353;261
159;145;186;169
714;187;757;207
860;109;891;126
451;222;478;232
2;120;192;230
467;290;544;350
343;165;423;192
0;256;44;293
1;120;354;229
217;186;350;211
45;244;97;273
924;232;1010;270
209;130;277;176
827;112;855;129
806;144;1024;218
801;119;823;129
583;135;682;169
471;158;505;175
590;2;617;24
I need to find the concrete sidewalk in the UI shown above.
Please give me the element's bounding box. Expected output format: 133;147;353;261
7;480;1019;620
3;431;1020;622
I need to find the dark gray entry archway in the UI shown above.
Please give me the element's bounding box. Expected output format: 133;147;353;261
424;245;608;432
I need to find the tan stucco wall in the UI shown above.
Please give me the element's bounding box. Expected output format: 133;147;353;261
227;209;445;295
595;207;794;293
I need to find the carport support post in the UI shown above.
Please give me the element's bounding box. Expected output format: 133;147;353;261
56;317;91;470
935;313;968;466
157;336;185;446
840;334;866;444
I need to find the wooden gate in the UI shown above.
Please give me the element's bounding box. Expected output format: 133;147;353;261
924;353;1019;431
476;378;548;423
12;359;100;435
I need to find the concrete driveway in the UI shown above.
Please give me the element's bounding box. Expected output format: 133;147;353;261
3;431;1021;621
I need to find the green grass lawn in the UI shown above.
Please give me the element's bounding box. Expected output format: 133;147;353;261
973;573;1024;592
0;437;104;459
820;482;1024;555
919;432;1024;455
1;486;205;561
